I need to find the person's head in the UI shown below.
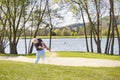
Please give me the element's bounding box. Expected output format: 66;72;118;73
32;38;38;44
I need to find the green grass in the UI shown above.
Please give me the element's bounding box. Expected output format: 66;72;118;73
56;52;120;61
21;36;82;39
25;51;120;61
0;60;120;80
0;53;18;56
21;36;109;39
1;51;120;61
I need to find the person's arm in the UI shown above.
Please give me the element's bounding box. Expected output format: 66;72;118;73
38;46;44;49
41;42;51;51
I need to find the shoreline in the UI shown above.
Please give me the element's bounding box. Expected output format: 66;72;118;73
20;36;112;39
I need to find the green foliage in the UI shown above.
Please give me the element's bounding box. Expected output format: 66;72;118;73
102;28;108;36
74;32;78;36
54;29;61;36
53;0;59;3
0;61;120;80
56;52;120;61
70;32;74;36
118;26;120;34
61;28;70;36
70;31;78;36
47;31;56;36
3;51;119;61
20;36;84;39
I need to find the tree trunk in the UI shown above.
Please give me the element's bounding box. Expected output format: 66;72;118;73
90;30;94;52
49;28;52;49
110;0;115;55
80;6;89;52
115;22;120;55
94;0;101;53
104;1;112;54
0;42;5;53
10;43;18;54
28;0;48;54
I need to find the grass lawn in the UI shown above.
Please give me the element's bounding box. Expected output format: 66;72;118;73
0;52;120;61
21;36;82;39
21;36;109;39
0;60;120;80
56;52;120;60
25;51;120;61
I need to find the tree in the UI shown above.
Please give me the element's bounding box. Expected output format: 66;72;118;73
0;7;8;54
0;27;8;53
93;0;101;53
28;0;49;54
78;0;94;52
105;0;120;55
71;0;105;53
61;28;70;36
74;32;78;36
79;3;90;52
70;31;74;36
0;0;37;54
54;29;61;36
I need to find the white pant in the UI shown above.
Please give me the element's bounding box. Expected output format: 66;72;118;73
35;50;45;64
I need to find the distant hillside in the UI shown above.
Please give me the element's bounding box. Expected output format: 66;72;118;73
102;15;120;26
54;15;120;30
60;15;120;29
66;23;84;29
55;23;84;30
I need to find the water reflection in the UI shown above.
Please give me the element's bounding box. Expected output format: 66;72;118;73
5;38;118;55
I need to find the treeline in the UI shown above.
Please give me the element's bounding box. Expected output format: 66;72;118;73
69;0;120;55
21;28;82;36
0;0;120;55
21;25;120;36
0;0;51;54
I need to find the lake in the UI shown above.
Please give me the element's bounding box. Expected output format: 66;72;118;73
5;38;119;55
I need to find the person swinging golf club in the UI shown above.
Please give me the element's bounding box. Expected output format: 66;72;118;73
32;38;51;64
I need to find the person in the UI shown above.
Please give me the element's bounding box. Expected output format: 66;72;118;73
32;38;50;64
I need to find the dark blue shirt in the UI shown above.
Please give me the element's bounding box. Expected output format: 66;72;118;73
35;39;43;51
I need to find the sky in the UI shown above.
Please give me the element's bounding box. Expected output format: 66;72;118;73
53;0;120;27
46;0;84;27
33;0;108;27
51;3;88;27
31;0;79;27
27;0;98;28
30;0;120;27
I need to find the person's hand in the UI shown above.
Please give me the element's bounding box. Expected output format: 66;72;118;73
47;48;51;51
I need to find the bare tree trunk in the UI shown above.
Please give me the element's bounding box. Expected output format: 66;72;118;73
115;21;120;55
10;43;18;54
80;6;89;52
105;0;113;54
94;0;101;53
28;0;48;54
104;15;112;54
83;3;94;52
71;0;90;52
0;41;5;53
0;17;8;54
28;25;39;54
28;14;34;54
23;3;27;54
105;0;115;55
110;0;115;55
49;28;52;49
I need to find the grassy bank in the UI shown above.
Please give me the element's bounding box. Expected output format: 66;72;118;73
56;52;120;61
21;36;81;39
0;60;120;80
21;36;108;39
26;52;120;61
1;52;119;61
